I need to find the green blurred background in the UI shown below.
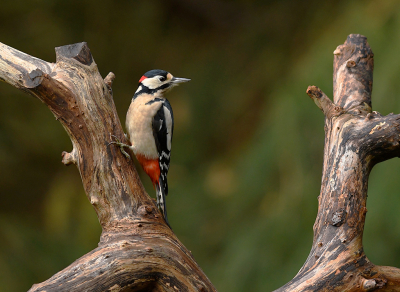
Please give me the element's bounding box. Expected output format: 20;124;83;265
0;0;400;291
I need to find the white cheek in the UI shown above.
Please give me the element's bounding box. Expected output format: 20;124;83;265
142;78;160;89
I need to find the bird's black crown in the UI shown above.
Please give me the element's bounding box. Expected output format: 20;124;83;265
143;69;168;79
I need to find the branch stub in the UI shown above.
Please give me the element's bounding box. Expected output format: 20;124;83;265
55;42;93;65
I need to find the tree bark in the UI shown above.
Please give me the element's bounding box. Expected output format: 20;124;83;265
275;34;400;291
0;42;215;291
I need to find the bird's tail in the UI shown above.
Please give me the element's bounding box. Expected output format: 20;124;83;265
156;178;170;228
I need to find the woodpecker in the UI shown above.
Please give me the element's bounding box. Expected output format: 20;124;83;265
110;69;190;227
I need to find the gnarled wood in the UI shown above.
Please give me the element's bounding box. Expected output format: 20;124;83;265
0;42;215;292
276;34;400;291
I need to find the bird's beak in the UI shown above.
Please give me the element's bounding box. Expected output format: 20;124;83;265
171;77;191;84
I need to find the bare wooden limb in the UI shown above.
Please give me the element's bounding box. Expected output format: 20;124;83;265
0;42;216;291
333;34;373;114
306;85;343;118
276;34;400;291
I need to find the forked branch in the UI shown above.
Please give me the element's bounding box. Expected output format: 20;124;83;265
276;34;400;291
0;42;215;291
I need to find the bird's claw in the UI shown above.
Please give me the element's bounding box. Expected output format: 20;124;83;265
108;134;132;160
120;148;131;160
107;135;123;147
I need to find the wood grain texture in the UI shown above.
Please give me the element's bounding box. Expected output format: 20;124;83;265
276;34;400;291
0;42;215;292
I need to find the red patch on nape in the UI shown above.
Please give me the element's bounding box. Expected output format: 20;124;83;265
139;75;147;83
135;154;160;187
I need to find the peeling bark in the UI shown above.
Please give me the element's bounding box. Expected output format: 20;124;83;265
275;34;400;291
0;42;215;291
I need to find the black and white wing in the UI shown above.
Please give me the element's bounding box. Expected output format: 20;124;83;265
152;99;174;195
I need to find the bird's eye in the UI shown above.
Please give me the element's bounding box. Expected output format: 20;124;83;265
159;76;166;82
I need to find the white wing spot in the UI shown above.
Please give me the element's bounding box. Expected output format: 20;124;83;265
163;106;173;151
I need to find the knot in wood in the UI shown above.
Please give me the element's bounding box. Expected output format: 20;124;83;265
355;249;362;256
360;277;387;291
138;205;154;216
362;279;376;291
375;278;387;289
331;209;346;226
362;268;371;276
334;106;343;112
346;60;356;68
365;113;373;120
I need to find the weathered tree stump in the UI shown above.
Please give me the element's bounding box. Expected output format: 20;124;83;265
275;34;400;291
0;42;215;291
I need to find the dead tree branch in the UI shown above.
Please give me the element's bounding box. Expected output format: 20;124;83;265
276;34;400;291
0;42;215;292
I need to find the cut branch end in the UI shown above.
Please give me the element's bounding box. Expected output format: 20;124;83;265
23;69;44;89
55;42;93;65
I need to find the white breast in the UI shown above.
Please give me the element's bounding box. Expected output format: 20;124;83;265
126;94;162;159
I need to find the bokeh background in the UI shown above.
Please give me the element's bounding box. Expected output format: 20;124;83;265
0;0;400;291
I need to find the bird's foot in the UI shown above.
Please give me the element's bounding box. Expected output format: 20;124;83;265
108;134;132;160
